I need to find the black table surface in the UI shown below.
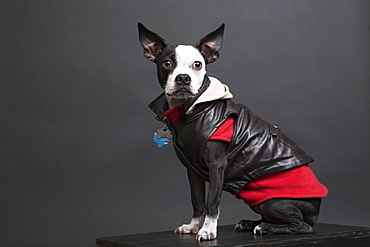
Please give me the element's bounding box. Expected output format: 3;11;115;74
96;223;370;247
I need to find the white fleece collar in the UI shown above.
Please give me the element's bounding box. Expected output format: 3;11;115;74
186;77;233;114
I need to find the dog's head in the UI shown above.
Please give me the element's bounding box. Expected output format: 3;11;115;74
138;23;225;107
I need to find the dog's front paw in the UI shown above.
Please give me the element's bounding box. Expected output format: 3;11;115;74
253;223;269;235
196;227;217;241
195;216;218;241
174;218;201;234
174;223;199;234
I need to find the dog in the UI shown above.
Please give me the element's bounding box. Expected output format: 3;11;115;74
138;23;328;241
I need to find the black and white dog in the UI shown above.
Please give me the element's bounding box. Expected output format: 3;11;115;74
138;23;328;241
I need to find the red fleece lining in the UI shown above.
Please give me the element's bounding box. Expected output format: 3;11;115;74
210;117;235;142
163;105;185;123
235;165;328;205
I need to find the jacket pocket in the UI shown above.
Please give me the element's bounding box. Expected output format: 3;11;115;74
269;124;297;149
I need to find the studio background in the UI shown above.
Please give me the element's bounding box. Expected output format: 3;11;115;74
1;1;369;246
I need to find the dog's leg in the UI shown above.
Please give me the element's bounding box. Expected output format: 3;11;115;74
174;169;205;234
196;141;228;241
252;198;321;235
254;221;313;235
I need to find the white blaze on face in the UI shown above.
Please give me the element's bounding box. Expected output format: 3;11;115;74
165;45;206;96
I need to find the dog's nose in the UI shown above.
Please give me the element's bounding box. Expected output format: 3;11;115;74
175;74;191;85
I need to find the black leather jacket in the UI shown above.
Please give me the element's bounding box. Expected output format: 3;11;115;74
149;94;314;194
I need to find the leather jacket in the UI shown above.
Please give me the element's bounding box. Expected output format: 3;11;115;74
149;89;314;194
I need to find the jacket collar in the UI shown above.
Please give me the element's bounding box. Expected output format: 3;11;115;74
186;76;233;114
148;92;169;121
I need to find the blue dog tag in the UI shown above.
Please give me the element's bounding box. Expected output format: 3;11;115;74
153;127;172;148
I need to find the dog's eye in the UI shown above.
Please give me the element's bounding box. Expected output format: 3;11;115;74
193;61;202;70
162;60;172;69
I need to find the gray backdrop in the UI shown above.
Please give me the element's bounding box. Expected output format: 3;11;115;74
1;0;369;246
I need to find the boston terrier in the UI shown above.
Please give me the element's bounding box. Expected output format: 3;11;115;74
138;23;328;241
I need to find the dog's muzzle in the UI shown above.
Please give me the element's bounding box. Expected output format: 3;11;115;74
171;74;194;98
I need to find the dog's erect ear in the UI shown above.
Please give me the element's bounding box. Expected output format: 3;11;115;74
196;23;225;64
138;23;167;61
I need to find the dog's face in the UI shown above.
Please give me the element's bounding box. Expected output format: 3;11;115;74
159;45;206;100
138;23;225;105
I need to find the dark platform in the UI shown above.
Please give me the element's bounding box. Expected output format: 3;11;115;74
96;223;370;247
